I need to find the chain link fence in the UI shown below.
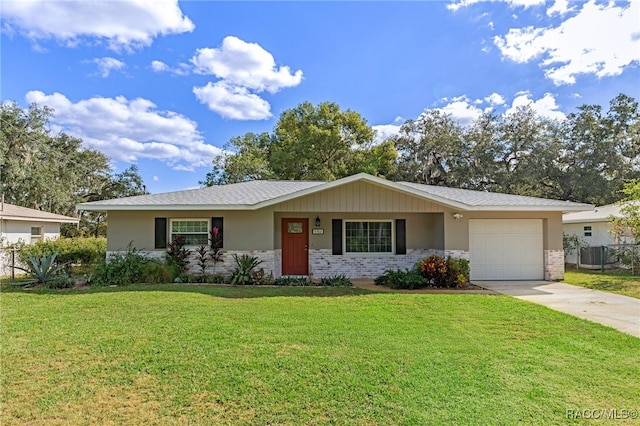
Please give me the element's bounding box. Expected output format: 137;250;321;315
0;246;24;280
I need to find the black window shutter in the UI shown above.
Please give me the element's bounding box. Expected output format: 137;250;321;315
211;217;223;248
332;219;342;255
396;219;406;255
154;218;167;249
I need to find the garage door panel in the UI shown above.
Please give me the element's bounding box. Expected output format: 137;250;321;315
469;219;544;281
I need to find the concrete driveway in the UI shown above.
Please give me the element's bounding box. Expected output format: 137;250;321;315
474;281;640;338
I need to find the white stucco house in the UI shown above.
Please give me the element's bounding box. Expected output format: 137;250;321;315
0;202;79;276
562;202;636;266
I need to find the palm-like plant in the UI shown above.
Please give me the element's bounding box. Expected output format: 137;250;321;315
230;254;262;285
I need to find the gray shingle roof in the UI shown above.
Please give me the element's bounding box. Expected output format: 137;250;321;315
563;201;636;223
78;173;592;212
397;181;588;208
81;180;324;207
0;202;79;223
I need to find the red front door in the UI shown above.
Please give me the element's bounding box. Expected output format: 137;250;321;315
282;218;309;275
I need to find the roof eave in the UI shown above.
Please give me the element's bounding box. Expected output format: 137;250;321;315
76;203;255;212
0;216;79;224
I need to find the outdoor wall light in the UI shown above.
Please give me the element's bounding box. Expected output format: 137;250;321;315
452;213;463;221
315;215;321;227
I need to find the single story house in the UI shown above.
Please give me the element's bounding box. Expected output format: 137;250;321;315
0;201;79;276
563;202;636;265
78;173;591;281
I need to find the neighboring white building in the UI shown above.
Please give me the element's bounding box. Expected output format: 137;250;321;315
0;202;79;276
563;202;636;265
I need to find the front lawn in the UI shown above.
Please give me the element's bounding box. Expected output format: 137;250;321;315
1;285;639;425
563;269;640;299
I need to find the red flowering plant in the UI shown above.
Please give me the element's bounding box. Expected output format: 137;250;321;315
418;255;448;287
209;226;224;273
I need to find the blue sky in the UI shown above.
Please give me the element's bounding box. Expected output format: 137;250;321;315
2;0;639;193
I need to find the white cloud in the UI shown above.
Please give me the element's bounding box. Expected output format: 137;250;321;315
485;92;506;105
2;0;194;50
191;36;303;94
193;82;271;120
191;36;302;120
447;0;544;12
151;59;190;76
494;0;640;85
435;96;485;126
372;124;402;145
24;91;221;170
546;0;574;16
91;57;126;78
504;92;565;120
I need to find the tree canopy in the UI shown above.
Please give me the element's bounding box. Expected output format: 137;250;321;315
0;102;147;237
204;95;640;206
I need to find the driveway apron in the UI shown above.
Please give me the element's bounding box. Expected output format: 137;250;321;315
474;281;640;338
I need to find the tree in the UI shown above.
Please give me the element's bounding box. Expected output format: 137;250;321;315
201;101;386;185
200;132;274;186
0;102;147;237
612;180;640;242
270;101;375;180
394;110;466;186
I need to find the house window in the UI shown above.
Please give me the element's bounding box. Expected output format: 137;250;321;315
584;226;592;237
30;226;43;244
345;221;393;253
170;219;209;246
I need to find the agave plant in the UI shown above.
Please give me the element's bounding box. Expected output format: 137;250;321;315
230;254;263;285
16;252;67;285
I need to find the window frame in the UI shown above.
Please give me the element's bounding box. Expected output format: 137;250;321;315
169;218;210;247
343;219;394;255
583;225;592;237
30;226;43;244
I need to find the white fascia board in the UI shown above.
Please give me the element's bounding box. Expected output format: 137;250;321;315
471;204;594;212
76;203;254;212
0;216;79;224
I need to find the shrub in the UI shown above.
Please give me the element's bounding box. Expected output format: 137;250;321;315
140;259;177;284
18;237;106;266
273;276;313;286
446;257;470;288
252;268;274;285
92;244;148;286
166;236;190;274
375;269;426;289
319;274;352;287
418;255;448;286
209;226;224;274
46;274;75;289
230;254;263;285
194;245;209;276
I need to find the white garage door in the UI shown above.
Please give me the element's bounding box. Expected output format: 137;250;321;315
469;219;544;280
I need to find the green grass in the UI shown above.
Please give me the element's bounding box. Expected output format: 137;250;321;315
2;285;639;425
564;269;640;299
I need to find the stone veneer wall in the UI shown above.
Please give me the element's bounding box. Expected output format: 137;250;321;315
308;249;439;279
544;249;565;281
443;250;470;260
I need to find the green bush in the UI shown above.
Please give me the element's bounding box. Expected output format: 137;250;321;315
18;237;106;266
273;276;314;286
319;274;352;287
46;274;75;289
445;257;470;288
375;269;426;289
92;244;148;286
140;259;177;284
